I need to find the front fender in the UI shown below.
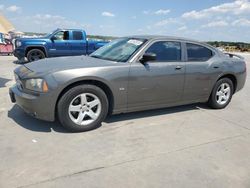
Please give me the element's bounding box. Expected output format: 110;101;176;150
51;65;129;115
52;74;116;117
22;39;49;56
57;75;115;95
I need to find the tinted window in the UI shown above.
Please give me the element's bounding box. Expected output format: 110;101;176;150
145;41;181;61
187;43;213;61
73;31;83;40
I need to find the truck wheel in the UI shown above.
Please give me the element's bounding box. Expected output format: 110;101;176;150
208;78;234;109
57;85;109;132
27;49;45;62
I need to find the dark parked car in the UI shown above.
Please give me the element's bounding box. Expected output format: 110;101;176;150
9;36;247;132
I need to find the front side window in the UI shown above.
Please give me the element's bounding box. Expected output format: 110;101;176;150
187;43;213;61
73;31;83;40
53;31;69;40
90;38;147;62
145;41;181;62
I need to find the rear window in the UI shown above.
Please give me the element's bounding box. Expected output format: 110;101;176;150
73;31;83;40
187;43;213;61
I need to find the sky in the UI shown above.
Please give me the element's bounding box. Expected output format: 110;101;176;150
1;0;250;42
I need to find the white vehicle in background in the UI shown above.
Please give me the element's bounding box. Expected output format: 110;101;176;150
217;47;226;52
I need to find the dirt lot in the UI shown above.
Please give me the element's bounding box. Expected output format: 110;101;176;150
0;54;250;188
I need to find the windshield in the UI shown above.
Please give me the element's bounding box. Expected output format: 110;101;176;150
44;29;61;38
90;38;147;62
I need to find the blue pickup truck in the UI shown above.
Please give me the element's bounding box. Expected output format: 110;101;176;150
14;29;108;62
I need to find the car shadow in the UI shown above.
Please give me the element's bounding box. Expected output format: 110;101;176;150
8;103;209;133
104;103;208;124
0;77;11;88
8;105;68;133
12;60;28;64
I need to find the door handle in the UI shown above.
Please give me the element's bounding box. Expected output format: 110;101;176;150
213;66;219;69
175;66;183;70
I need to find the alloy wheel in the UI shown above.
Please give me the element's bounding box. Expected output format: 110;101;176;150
68;93;101;126
29;51;44;61
216;83;231;105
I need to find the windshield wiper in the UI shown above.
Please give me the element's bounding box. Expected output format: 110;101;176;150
90;55;125;62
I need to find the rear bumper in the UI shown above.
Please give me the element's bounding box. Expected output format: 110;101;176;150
9;85;55;122
235;67;247;93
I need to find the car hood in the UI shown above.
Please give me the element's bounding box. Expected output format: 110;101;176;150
18;37;47;42
24;55;117;73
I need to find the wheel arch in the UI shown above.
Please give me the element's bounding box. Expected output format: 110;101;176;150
25;46;47;57
216;73;237;93
55;79;115;119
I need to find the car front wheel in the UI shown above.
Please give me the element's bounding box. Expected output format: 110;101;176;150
57;85;109;132
27;49;45;62
208;78;234;109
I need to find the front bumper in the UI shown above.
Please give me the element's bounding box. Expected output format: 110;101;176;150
13;48;25;60
9;85;55;122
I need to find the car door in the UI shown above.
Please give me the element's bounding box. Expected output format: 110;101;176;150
49;31;71;57
183;43;221;102
69;31;87;55
127;40;185;110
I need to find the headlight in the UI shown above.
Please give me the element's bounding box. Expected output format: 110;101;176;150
14;73;23;90
25;78;48;92
16;41;22;47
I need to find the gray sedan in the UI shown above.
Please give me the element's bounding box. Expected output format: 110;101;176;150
9;36;247;132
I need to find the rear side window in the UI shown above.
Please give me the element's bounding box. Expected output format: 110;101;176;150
187;43;213;61
73;31;83;40
145;41;181;62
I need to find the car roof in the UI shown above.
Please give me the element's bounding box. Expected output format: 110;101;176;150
56;28;85;31
126;35;219;52
127;35;202;43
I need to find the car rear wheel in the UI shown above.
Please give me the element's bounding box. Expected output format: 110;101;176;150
208;78;234;109
57;85;108;132
27;49;45;62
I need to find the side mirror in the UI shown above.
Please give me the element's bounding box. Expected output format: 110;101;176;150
140;53;157;63
51;36;56;42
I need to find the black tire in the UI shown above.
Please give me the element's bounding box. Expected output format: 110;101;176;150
57;85;109;132
27;49;45;62
208;78;234;109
